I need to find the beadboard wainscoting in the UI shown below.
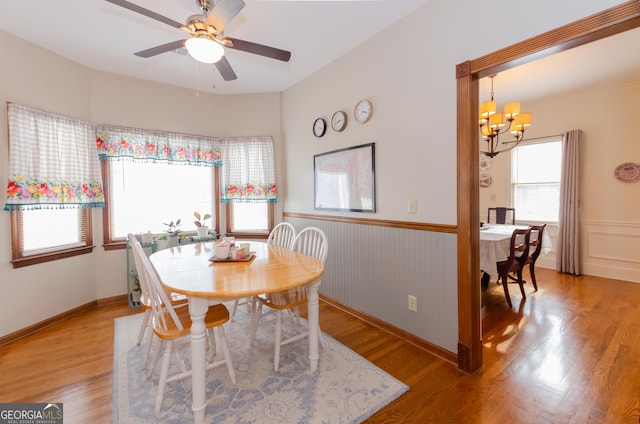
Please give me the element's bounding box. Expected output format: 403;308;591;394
285;214;459;355
581;220;640;283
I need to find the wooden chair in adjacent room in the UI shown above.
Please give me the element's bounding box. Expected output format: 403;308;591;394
522;224;547;291
248;226;328;371
230;222;297;321
129;235;236;416
488;207;516;224
496;227;531;307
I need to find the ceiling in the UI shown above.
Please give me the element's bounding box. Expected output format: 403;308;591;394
1;1;639;99
479;26;640;105
0;0;427;95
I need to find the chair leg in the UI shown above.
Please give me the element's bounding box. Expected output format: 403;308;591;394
529;264;538;291
154;340;173;416
517;270;527;299
274;310;282;371
147;337;163;378
501;274;512;307
216;326;236;385
142;326;154;369
248;300;263;347
137;310;151;345
207;328;216;361
230;299;240;322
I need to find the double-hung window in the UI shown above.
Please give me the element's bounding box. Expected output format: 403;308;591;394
5;103;103;268
511;138;562;222
220;137;277;237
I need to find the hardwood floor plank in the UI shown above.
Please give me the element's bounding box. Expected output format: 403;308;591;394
1;269;640;423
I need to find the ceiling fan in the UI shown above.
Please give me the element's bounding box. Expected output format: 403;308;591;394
105;0;291;81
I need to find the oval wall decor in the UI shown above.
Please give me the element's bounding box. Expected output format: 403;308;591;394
614;162;640;183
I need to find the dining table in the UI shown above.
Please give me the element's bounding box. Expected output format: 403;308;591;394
149;241;325;424
480;223;551;281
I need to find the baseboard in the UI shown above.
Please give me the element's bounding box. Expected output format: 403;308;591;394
98;294;129;306
0;300;97;348
320;294;458;365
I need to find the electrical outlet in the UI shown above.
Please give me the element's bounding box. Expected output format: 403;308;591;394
408;295;418;312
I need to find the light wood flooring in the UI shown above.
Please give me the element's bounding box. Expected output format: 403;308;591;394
1;267;639;423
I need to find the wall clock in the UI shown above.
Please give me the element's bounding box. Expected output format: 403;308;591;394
354;99;373;123
331;111;347;132
313;117;326;137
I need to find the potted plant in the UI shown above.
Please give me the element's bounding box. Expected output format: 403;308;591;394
194;211;211;237
163;219;182;247
130;274;142;303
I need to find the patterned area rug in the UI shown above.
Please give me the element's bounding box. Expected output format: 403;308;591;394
113;303;408;423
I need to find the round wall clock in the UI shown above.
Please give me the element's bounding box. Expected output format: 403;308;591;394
313;117;326;137
331;111;347;132
479;173;492;188
354;99;373;123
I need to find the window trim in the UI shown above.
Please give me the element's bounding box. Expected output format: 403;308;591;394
101;161;223;251
510;138;562;224
225;202;274;239
10;208;94;268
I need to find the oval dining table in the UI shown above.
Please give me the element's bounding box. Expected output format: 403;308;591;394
149;241;325;424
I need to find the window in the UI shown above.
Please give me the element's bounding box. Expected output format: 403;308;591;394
6;103;102;267
103;159;215;245
226;202;274;236
511;139;562;222
11;209;93;267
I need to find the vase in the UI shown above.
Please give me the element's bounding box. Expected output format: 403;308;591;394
169;235;179;247
197;226;209;237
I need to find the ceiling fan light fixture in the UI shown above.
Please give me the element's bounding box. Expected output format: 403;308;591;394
185;36;224;64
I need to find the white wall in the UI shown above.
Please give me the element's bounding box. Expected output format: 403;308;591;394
0;0;628;343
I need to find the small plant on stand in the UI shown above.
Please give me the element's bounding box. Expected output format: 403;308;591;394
163;218;182;246
194;211;211;238
131;274;142;304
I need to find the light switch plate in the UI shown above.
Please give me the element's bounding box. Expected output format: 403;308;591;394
408;198;417;214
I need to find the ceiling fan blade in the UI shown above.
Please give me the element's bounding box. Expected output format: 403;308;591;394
105;0;184;29
222;37;291;62
135;40;187;58
215;56;238;81
205;0;246;34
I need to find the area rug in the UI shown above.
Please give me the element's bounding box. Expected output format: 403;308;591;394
113;304;408;423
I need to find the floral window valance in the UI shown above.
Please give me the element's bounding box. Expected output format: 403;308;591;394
219;137;277;203
96;125;222;167
4;103;105;211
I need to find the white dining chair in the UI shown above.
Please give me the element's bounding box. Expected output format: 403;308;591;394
127;234;189;369
129;235;236;415
229;222;297;321
248;226;327;371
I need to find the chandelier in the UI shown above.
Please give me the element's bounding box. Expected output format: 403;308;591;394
479;75;532;158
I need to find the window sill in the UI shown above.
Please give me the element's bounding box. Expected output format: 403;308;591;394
11;245;95;268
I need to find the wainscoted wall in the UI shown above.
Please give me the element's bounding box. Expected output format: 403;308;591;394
285;215;459;354
581;220;640;283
